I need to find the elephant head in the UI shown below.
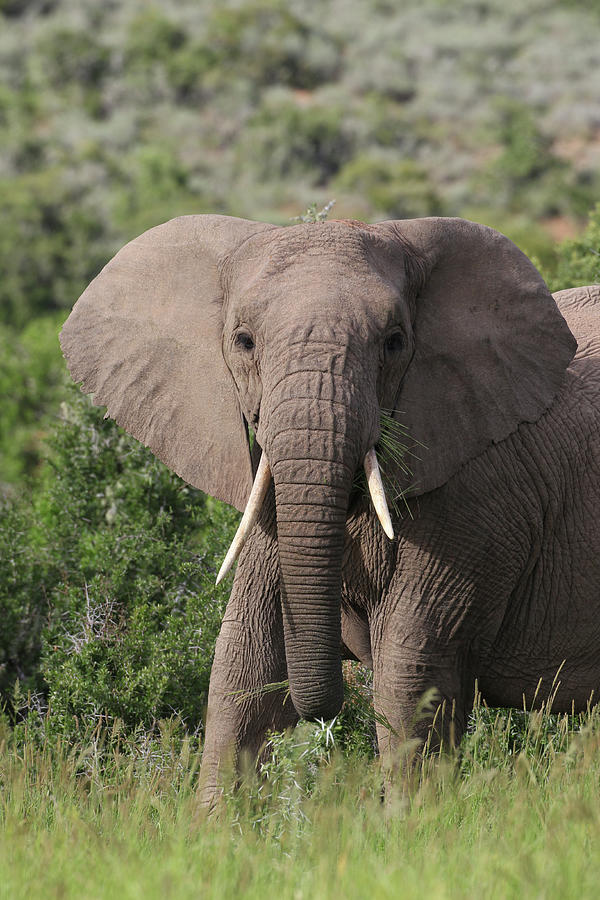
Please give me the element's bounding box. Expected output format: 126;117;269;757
60;215;576;720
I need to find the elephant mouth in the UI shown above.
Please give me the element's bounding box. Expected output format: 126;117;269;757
216;447;393;585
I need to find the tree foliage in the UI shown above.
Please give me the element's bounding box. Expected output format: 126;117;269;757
551;204;600;291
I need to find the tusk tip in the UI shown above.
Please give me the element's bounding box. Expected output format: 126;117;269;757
364;447;395;541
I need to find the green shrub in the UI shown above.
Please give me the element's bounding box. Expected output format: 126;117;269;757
0;499;48;701
551;203;600;291
0;80;45;170
0;315;66;486
111;144;217;239
241;98;354;184
473;100;599;219
1;385;237;734
36;28;110;89
0;0;56;15
123;7;214;103
335;154;444;219
162;42;216;103
124;8;186;69
0;169;112;328
121;1;340;103
205;1;341;91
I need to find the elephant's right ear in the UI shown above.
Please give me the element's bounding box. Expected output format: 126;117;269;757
60;215;277;512
373;217;577;497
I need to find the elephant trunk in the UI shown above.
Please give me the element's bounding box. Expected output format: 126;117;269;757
274;457;350;720
264;381;369;721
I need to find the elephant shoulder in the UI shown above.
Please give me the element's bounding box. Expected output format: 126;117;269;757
553;285;600;361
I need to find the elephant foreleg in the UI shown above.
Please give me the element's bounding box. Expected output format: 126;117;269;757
199;525;298;809
371;628;470;789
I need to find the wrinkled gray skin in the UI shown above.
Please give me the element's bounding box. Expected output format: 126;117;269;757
59;215;600;808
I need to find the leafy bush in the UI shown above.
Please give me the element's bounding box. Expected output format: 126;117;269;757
551;203;600;291
124;8;186;70
0;315;65;486
123;7;213;104
0;382;377;747
0;499;48;701
473;100;599;219
0;385;237;734
0;168;112;328
121;1;340;104
36;27;110;90
2;0;600;289
335;154;444;219
0;0;56;15
241;97;354;184
111;144;218;239
205;1;341;91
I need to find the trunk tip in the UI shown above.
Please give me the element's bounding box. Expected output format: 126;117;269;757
289;684;344;722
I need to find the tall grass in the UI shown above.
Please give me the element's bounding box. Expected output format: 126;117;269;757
2;700;600;899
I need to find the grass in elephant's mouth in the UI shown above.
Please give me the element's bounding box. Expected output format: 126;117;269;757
354;410;425;519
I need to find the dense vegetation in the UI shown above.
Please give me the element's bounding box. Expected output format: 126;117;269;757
2;0;600;330
2;1;600;893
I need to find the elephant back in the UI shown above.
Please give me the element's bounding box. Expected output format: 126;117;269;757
553;285;600;362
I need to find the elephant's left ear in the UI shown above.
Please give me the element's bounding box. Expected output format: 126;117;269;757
374;217;577;497
60;215;277;512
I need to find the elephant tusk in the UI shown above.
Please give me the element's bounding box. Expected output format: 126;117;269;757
216;452;272;585
364;448;394;540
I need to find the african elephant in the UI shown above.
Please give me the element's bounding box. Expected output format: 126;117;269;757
60;215;600;806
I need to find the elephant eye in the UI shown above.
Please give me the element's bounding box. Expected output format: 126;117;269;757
384;331;404;354
234;331;255;352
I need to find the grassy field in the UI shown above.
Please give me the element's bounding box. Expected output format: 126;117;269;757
2;703;600;899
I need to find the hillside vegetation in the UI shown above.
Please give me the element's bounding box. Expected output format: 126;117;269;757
2;0;600;331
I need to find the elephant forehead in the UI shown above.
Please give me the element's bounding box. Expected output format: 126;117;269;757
233;265;403;336
227;220;405;283
263;221;374;267
227;234;405;327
